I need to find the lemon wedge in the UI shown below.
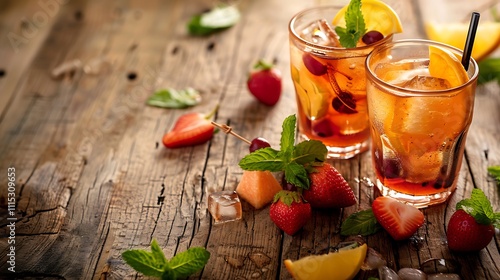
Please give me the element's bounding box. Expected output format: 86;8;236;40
428;45;468;87
332;0;403;36
425;21;500;62
284;243;367;280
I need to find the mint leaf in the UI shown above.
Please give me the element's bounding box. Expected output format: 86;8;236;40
188;5;240;36
341;209;382;236
284;162;310;189
478;58;500;85
122;249;165;277
147;88;201;109
487;165;500;185
334;0;366;48
122;239;210;280
456;189;498;226
168;247;210;279
239;148;284;171
280;115;297;153
293;140;327;165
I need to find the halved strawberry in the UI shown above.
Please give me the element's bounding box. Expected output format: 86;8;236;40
372;196;425;240
162;108;217;148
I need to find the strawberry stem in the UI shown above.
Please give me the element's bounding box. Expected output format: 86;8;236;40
210;122;252;145
254;59;273;71
204;104;220;120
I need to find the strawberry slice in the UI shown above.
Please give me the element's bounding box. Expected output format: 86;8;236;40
372;196;424;240
162;107;217;148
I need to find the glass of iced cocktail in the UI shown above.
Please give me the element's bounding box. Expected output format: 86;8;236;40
366;40;479;208
288;0;402;159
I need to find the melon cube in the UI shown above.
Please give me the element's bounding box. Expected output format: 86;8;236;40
236;170;282;209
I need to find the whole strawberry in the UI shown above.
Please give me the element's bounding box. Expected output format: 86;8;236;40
270;191;311;235
247;60;282;106
447;189;500;252
302;163;356;208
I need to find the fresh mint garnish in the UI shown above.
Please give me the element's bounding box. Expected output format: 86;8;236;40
456;189;500;228
340;209;382;236
487;165;500;185
334;0;366;48
147;88;201;109
238;114;327;189
122;239;210;280
478;58;500;85
188;5;240;36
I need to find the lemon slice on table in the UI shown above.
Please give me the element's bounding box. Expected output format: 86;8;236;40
428;45;468;87
425;22;500;62
332;0;403;36
284;243;367;280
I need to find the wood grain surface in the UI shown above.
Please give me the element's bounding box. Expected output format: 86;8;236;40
0;0;499;279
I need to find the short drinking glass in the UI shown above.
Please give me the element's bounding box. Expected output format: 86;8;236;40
365;39;478;208
288;6;393;159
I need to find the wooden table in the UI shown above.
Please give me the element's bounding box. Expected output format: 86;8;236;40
1;0;499;279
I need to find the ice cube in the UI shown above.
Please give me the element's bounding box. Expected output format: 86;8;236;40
299;19;340;47
400;75;451;90
208;191;242;224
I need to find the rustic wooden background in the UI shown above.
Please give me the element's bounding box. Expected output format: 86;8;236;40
0;0;499;279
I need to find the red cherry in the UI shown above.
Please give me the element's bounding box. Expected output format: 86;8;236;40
302;53;327;76
249;137;271;153
362;30;384;45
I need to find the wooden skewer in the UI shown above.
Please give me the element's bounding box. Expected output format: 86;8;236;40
211;121;252;145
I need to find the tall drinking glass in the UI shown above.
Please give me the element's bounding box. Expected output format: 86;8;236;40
288;6;393;159
366;40;478;208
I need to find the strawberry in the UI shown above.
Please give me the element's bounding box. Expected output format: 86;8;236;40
162;107;217;148
247;60;282;106
372;196;424;240
269;191;312;235
446;189;500;252
302;163;356;208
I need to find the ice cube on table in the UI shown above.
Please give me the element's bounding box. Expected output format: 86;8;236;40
208;191;242;224
299;19;340;47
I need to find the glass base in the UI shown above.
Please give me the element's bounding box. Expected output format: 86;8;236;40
298;133;369;159
376;179;455;208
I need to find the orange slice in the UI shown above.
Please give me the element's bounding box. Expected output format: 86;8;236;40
428;45;468;87
284;243;367;280
332;0;403;36
425;21;500;62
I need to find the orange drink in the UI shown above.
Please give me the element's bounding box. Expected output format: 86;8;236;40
366;40;479;208
288;2;402;159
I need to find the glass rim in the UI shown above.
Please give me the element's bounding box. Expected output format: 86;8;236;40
288;5;394;52
365;39;479;96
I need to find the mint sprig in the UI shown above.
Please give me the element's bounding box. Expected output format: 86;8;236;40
478;58;500;85
334;0;366;48
456;189;500;228
147;88;201;109
238;114;327;189
340;209;382;236
187;5;240;36
122;239;210;280
487;165;500;185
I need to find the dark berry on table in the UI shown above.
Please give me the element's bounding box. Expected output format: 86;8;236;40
332;92;357;114
249;137;271;153
302;53;327;76
312;119;335;137
282;176;298;191
383;159;401;179
362;30;384;45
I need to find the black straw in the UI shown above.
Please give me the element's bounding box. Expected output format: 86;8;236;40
461;12;480;71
